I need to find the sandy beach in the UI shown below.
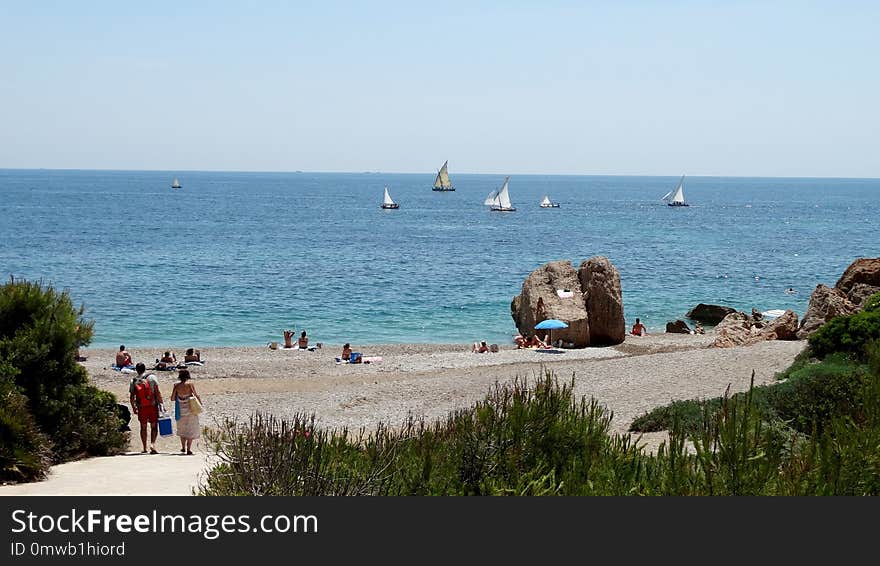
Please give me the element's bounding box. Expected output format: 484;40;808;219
85;334;805;442
0;334;807;495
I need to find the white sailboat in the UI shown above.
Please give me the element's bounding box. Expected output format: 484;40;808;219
663;175;689;207
431;160;455;191
489;177;516;212
380;186;399;209
539;195;560;208
483;189;499;206
171;177;181;189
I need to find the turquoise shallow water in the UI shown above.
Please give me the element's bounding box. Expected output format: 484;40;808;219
0;169;876;347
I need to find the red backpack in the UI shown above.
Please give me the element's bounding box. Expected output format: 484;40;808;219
133;377;155;408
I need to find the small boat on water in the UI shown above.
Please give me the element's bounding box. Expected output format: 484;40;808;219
171;177;181;189
380;186;399;209
487;177;516;212
539;195;560;208
662;175;688;206
431;160;455;191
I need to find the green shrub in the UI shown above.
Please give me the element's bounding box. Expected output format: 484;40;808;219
808;308;880;360
0;367;52;482
0;278;126;467
863;292;880;313
768;354;870;434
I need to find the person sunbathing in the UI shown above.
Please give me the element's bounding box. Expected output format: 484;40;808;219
526;335;545;348
341;343;352;361
116;345;133;367
184;348;201;363
155;350;177;370
472;341;490;354
298;330;309;349
283;330;295;349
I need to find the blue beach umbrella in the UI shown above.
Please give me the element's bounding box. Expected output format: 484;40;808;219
534;319;568;345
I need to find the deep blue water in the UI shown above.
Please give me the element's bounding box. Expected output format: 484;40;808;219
0;169;876;347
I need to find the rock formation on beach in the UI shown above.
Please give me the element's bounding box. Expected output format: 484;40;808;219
510;257;625;347
666;320;691;334
713;309;799;348
686;303;736;325
797;257;880;339
579;257;626;345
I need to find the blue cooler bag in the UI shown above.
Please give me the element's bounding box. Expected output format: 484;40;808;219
158;408;173;437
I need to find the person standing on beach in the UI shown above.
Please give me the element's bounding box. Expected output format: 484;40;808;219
171;369;202;455
129;362;163;454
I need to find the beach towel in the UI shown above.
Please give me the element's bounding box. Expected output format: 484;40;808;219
362;356;383;364
111;365;137;374
184;361;205;366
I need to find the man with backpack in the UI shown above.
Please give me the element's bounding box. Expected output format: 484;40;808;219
129;362;164;454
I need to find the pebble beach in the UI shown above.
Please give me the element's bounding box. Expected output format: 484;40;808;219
83;334;807;454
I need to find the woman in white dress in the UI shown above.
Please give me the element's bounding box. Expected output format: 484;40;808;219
171;369;203;455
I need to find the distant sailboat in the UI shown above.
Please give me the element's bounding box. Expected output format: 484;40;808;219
171;178;181;189
539;195;560;208
431;160;455;191
662;175;689;207
488;177;516;212
380;186;399;209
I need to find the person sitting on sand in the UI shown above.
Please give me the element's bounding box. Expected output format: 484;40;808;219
116;345;133;367
298;330;309;349
184;348;201;363
631;318;647;336
472;341;490;354
155;350;177;370
283;329;295;349
694;322;705;335
341;343;352;361
514;334;526;348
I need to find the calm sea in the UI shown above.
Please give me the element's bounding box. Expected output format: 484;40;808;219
0;169;876;348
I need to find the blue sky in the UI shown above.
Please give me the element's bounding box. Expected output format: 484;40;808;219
0;1;877;177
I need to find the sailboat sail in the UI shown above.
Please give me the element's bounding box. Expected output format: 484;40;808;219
381;186;399;208
660;190;673;201
540;195;552;207
432;160;454;190
495;177;513;209
669;175;686;205
483;190;499;206
383;186;395;206
171;177;181;188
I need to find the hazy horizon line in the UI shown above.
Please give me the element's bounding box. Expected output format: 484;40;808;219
2;166;878;182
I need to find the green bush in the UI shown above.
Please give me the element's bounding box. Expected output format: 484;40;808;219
0;278;126;467
808;308;880;360
768;354;870;434
630;353;867;437
863;292;880;313
0;367;52;483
